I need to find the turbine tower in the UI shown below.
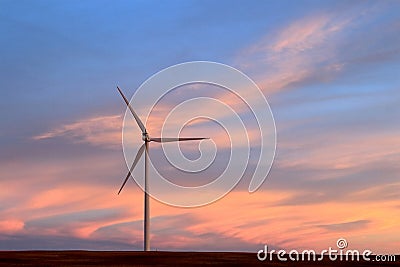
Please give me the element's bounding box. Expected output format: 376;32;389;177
116;86;207;251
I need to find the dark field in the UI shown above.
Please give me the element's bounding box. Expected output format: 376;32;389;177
0;251;397;266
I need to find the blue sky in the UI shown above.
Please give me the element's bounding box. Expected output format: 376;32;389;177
0;0;399;252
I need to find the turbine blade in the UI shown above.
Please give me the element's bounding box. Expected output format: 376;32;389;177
117;143;145;195
117;86;147;134
149;137;208;143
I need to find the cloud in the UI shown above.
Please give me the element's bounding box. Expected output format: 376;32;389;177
235;3;400;95
33;115;122;148
247;13;346;58
1;168;399;254
0;233;137;250
276;130;400;171
25;208;126;238
235;13;349;94
0;220;25;234
316;220;370;232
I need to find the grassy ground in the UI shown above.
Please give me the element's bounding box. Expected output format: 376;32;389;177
0;251;397;266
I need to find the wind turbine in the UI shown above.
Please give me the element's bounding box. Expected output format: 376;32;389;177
116;86;208;251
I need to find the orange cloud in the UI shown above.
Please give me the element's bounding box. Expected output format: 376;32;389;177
148;190;400;254
1;151;399;253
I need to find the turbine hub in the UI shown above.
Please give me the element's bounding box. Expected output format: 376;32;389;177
142;132;150;142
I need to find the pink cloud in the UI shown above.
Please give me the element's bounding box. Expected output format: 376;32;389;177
277;130;400;171
0;220;24;234
33;115;122;148
234;11;362;94
1;152;399;254
269;15;348;53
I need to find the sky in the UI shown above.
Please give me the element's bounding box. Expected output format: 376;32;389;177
0;0;399;253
